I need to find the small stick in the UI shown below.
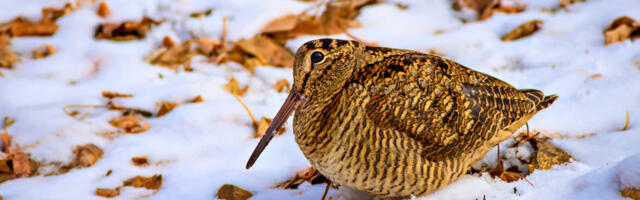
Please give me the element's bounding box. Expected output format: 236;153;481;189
622;110;630;131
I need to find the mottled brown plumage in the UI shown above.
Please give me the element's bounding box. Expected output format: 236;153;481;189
246;39;557;199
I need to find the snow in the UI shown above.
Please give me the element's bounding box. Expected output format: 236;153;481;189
0;0;639;199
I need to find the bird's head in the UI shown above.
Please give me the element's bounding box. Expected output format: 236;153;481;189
246;39;364;169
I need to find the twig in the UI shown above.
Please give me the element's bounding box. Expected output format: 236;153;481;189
622;110;630;131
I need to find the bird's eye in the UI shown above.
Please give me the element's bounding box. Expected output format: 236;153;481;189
310;51;325;63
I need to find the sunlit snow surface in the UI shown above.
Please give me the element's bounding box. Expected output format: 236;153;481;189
0;0;639;199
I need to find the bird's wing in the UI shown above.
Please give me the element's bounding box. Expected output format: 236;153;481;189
352;50;540;161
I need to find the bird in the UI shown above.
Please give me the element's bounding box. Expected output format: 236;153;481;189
246;38;557;199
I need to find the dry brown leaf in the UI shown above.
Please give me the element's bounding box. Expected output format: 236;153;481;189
95;17;160;41
528;138;572;173
0;71;4;78
196;37;221;56
1;128;10;153
590;73;603;79
604;16;640;45
96;188;120;198
31;44;56;59
0;160;11;173
216;184;253;200
560;0;585;8
224;77;249;97
109;115;150;133
123;174;162;190
0;35;17;69
502;20;543;41
162;36;175;48
102;91;133;98
2;116;13;129
41;3;73;22
148;40;195;69
156;102;178;117
621;187;640;200
132;156;149;167
261;14;299;33
274;78;290;93
2;18;58;37
11;152;31;175
235;35;294;68
190;9;213;18
71;144;104;167
277;167;329;189
453;0;525;21
97;2;111;18
253;117;286;138
189;95;204;103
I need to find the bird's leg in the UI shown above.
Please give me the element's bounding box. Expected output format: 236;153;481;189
322;180;331;200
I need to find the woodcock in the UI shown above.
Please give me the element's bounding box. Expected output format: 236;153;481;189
246;39;557;199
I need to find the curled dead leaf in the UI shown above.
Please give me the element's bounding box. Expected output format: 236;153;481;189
277;167;329;189
453;0;525;21
216;184;253;200
95;17;160;41
11;152;31;175
156;102;178;117
189;95;204;103
224;77;248;97
109;115;150;133
604;16;640;45
102;91;133;98
620;187;640;200
41;3;73;22
96;187;120;198
0;35;17;69
97;2;111;18
123;174;162;190
148;40;195;70
502;20;543;41
528;138;572;173
1;18;58;37
32;44;56;59
253;117;286;138
162;36;175;48
72;144;104;168
234;35;294;68
273;78;290;93
132;156;149;167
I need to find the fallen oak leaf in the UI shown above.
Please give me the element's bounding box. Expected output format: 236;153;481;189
620;187;640;200
528;138;572;173
10;152;31;175
502;20;543;41
234;35;295;68
2;18;58;37
223;77;248;97
147;40;195;70
253;117;285;138
277;167;329;189
156;102;178;117
217;184;253;200
0;35;18;69
604;16;640;45
274;78;290;93
131;156;149;167
189;95;204;103
96;187;120;198
124;174;162;190
94;17;161;41
109;115;150;133
31;44;56;59
71;144;103;168
97;2;111;18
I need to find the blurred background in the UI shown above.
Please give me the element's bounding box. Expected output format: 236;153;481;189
0;0;639;199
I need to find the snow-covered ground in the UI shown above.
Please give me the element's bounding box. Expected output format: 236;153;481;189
1;0;639;199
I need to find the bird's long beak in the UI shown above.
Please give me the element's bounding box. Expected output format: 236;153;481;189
246;87;303;169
